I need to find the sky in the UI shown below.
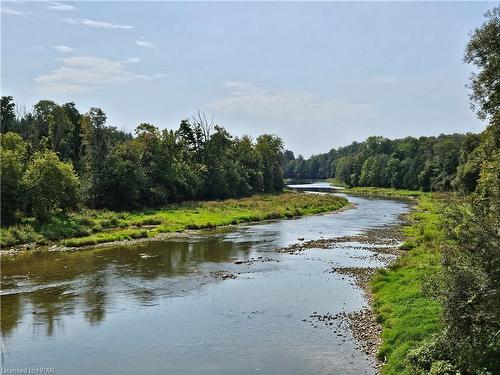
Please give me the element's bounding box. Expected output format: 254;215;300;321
0;1;496;157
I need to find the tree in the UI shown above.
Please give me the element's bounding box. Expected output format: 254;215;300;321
48;105;74;161
437;11;500;370
232;135;263;196
0;96;16;133
135;123;174;206
453;133;482;193
62;102;83;173
22;151;80;222
464;6;500;120
203;126;235;198
429;138;461;191
385;157;402;189
100;141;146;210
0;132;26;225
30;100;58;150
335;156;354;185
255;134;284;192
80;108;109;208
439;116;500;373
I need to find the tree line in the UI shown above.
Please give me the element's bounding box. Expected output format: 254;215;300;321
1;101;285;225
284;132;482;194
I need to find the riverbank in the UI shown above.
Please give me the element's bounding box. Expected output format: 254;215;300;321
0;192;349;252
343;186;428;200
344;187;445;374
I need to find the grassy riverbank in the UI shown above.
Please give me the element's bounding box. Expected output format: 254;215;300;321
346;187;445;374
0;192;348;249
342;186;428;199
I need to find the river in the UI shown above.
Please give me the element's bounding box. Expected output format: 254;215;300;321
1;185;409;375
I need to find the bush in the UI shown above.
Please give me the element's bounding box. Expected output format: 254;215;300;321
407;336;448;373
0;224;42;247
0;132;26;225
22;151;80;223
429;361;459;375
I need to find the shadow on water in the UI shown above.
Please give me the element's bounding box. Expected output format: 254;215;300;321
1;235;255;337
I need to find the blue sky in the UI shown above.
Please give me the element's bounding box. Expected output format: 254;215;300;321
1;1;495;156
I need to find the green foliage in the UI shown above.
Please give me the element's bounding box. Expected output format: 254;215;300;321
1;97;288;225
61;228;149;247
256;134;285;192
373;12;500;370
22;151;80;223
100;140;147;209
406;336;451;374
452;133;482;193
345;186;428;198
285;134;468;192
464;6;500;120
0;132;27;225
0;224;43;247
425;114;500;375
0;96;16;133
406;8;500;373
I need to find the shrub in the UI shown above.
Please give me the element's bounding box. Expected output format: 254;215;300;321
22;151;80;223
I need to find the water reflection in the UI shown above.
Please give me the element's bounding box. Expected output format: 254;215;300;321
1;235;256;337
1;294;21;336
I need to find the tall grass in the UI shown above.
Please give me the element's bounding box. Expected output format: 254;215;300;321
1;192;348;248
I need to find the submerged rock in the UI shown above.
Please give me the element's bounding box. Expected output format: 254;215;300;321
211;271;237;279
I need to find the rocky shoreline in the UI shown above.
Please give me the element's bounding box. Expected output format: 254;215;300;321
277;219;406;254
281;212;410;371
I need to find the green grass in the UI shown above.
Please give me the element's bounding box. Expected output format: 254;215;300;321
345;186;429;199
352;187;445;374
1;192;348;248
325;177;349;188
62;228;149;247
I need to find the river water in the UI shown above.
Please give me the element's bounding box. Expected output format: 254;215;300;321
1;185;409;374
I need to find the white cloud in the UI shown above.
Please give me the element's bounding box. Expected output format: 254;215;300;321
208;81;375;125
53;45;75;53
206;81;377;155
47;2;77;12
62;18;134;29
1;7;29;17
34;56;165;93
136;38;155;48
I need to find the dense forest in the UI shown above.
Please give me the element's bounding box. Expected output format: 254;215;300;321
0;101;285;224
284;132;481;193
